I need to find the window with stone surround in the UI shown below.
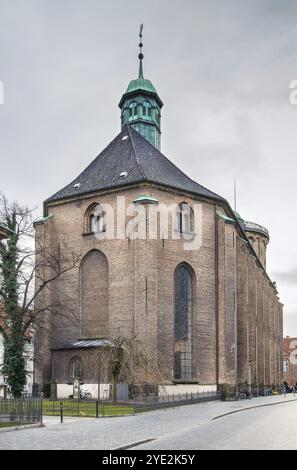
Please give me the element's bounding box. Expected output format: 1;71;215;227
84;203;106;234
174;263;194;380
175;203;194;234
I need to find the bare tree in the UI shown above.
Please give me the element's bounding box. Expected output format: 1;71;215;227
107;333;164;403
0;193;80;396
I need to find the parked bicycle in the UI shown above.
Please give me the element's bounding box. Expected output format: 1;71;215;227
79;389;92;400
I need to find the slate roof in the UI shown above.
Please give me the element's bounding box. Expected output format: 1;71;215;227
46;125;225;204
53;339;113;351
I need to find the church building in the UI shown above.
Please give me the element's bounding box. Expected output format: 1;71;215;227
34;31;283;398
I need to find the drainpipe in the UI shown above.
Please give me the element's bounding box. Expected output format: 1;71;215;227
215;205;219;387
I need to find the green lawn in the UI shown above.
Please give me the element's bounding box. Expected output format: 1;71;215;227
42;400;134;417
0;421;20;428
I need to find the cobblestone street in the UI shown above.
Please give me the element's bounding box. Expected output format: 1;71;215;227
1;395;296;450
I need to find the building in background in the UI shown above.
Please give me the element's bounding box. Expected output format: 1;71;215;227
283;336;297;387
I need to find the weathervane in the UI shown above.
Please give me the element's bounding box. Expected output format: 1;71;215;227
138;24;144;78
139;23;144;60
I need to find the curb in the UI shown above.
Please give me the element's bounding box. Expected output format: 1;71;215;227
212;397;297;420
0;422;45;433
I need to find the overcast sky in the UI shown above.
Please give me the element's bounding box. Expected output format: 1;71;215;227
0;0;296;334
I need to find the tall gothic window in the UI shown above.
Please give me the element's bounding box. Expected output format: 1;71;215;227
80;250;109;338
69;356;83;383
174;263;194;380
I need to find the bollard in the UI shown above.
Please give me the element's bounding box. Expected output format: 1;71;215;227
60;402;63;423
96;400;99;418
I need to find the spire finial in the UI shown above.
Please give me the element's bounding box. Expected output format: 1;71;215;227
138;23;144;78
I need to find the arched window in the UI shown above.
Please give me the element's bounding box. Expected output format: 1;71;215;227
129;101;137;118
142;100;152;117
155;109;160;127
69;356;83;383
80;250;109;337
85;204;105;234
175;203;193;234
174;263;194;380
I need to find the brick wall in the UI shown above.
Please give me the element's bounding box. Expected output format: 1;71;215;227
34;183;283;392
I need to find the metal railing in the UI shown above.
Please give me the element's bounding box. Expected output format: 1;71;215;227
133;390;221;413
0;398;43;426
43;390;221;420
43;398;134;418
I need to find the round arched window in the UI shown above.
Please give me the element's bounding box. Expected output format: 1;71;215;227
69;356;84;382
85;204;105;234
129;101;137;117
143;101;152;116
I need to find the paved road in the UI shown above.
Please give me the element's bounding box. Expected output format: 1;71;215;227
1;395;297;450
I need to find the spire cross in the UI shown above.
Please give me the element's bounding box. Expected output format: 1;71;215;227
138;23;144;78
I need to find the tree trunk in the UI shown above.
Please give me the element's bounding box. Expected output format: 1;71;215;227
112;372;118;403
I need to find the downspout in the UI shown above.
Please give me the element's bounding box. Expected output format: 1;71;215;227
215;205;219;387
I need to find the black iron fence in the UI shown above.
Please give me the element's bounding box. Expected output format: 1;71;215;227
43;398;133;418
0;398;43;426
43;390;221;419
133;390;221;413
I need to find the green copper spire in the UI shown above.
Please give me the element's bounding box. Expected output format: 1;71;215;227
119;25;163;150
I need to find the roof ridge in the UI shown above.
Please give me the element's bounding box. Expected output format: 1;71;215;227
45;125;225;205
126;125;146;180
128;126;223;201
45;127;136;203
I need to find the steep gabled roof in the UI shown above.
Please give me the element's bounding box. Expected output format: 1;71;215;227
46;125;224;204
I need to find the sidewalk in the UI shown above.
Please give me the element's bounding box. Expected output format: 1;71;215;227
42;415;93;426
209;393;297;419
42;393;297;426
1;394;297;449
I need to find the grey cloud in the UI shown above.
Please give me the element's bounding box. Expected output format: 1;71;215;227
0;0;297;332
272;269;297;285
